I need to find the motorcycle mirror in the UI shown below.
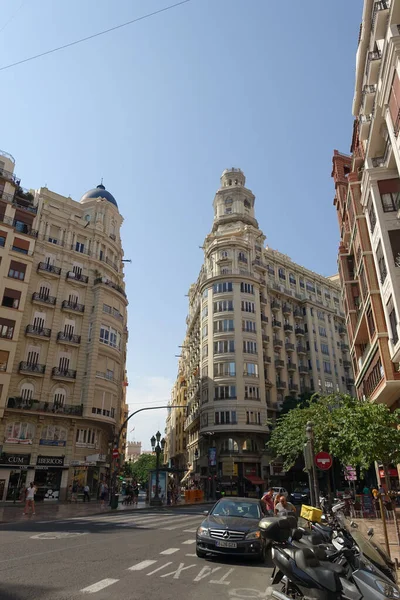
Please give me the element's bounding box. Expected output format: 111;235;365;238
367;527;374;537
350;521;358;529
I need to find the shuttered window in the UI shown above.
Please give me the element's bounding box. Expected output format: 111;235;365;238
389;71;400;136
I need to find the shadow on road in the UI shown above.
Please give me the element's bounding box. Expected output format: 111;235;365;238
0;582;61;599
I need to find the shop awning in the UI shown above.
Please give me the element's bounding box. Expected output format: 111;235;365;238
245;475;265;486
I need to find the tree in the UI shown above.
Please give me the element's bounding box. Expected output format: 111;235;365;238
279;391;315;416
268;393;400;481
125;454;157;486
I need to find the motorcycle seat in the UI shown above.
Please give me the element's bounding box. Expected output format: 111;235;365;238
294;548;345;592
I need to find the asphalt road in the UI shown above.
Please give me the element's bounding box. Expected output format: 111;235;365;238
0;504;274;600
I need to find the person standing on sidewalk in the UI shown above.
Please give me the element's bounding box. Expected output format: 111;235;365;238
23;482;37;516
83;484;90;502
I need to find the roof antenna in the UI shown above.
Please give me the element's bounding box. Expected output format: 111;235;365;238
100;177;103;185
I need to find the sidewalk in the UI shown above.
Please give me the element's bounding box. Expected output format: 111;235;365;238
353;514;400;564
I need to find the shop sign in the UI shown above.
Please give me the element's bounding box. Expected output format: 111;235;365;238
36;456;65;468
39;439;67;447
86;454;107;463
379;468;398;478
0;453;30;466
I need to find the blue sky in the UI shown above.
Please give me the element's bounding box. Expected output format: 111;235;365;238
0;0;362;448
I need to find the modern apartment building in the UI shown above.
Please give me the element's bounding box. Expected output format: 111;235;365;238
166;168;353;496
0;159;128;502
332;0;400;415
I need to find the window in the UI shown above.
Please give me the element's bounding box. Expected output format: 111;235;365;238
202;324;208;338
241;300;255;312
214;300;233;312
202;365;208;377
201;306;208;319
314;340;318;351
5;422;35;442
238;252;247;263
388;229;400;268
214;385;236;400
243;439;258;452
243;340;257;354
214;340;235;354
306;281;315;292
214;319;234;332
378;179;400;212
244;199;251;208
202;344;208;357
0;350;9;371
8;260;26;280
103;304;112;314
76;428;100;448
220;250;229;259
53;388;66;406
214;362;236;376
2;288;21;309
240;282;254;294
310;308;314;316
389;71;400;135
99;324;121;349
75;242;85;253
387;296;399;345
317;311;325;321
321;343;329;355
323;361;332;374
245;385;260;399
376;241;387;284
88;322;93;342
369;201;377;233
201;413;208;427
202;288;209;298
366;308;376;338
289;273;296;285
242;320;256;332
40;425;67;443
300;278;305;288
215;411;237;425
225;198;233;205
316;359;320;371
225;207;232;214
0;233;6;247
202;387;209;403
278;267;286;280
0;317;15;339
221;439;239;453
12;236;30;254
246;411;261;425
213;282;233;294
319;326;327;337
244;362;258;377
21;383;34;400
325;380;334;393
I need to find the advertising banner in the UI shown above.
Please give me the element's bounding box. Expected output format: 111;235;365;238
149;470;167;501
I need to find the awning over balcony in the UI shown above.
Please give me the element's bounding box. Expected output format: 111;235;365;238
245;475;264;486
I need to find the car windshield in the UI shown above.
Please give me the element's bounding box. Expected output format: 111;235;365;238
293;488;309;493
211;500;261;519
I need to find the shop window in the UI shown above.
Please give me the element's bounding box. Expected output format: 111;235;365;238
220;438;239;453
5;421;35;443
243;439;258;452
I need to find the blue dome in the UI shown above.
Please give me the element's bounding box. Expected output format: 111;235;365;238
80;183;118;208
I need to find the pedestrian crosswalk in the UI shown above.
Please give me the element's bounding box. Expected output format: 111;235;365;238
60;509;204;533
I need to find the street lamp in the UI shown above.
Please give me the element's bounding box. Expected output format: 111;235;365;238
150;431;165;506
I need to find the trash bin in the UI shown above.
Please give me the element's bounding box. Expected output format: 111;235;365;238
110;494;119;509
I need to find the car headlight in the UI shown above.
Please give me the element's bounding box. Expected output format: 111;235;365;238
246;530;261;540
301;494;308;497
197;526;209;537
375;580;400;598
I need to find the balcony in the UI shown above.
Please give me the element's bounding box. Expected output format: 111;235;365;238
365;49;382;85
25;325;51;339
338;326;346;336
346;377;355;386
7;397;83;416
272;319;281;330
298;366;309;374
371;0;390;39
293;308;303;320
282;304;291;315
273;338;283;349
265;379;273;388
359;114;372;141
19;361;45;376
283;323;293;333
52;367;77;380
66;271;88;284
285;342;294;352
297;345;306;354
32;292;56;306
295;327;305;336
94;277;127;299
262;334;269;344
287;362;297;372
276;380;286;390
265;356;272;364
0;190;15;203
0;166;20;186
289;383;299;393
61;300;85;313
271;300;280;312
260;295;267;305
341;343;349;352
37;262;61;276
57;332;81;345
261;314;268;323
362;84;377;115
343;360;352;368
275;359;284;369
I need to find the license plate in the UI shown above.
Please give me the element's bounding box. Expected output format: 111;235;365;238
216;541;237;548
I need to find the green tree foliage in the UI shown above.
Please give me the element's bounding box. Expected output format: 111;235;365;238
268;393;400;475
123;454;157;486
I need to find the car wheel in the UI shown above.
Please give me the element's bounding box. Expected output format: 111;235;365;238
196;547;207;559
257;544;267;563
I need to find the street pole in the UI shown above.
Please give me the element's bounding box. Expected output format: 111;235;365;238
154;448;160;504
378;494;391;558
306;421;320;508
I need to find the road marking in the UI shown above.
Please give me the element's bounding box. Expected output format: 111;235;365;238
147;562;172;576
128;560;157;571
160;548;180;555
194;566;221;582
81;579;119;593
30;531;89;540
160;562;196;579
162;518;202;531
210;568;235;585
182;539;195;545
184;528;197;533
186;553;197;557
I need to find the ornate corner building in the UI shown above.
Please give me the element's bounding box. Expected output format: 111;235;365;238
166;169;353;496
0;150;128;502
332;0;400;411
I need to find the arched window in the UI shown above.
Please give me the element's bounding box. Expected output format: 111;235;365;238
225;198;233;205
5;421;35;442
41;425;67;443
20;383;34;401
53;388;66;407
221;438;239;453
243;439;258;453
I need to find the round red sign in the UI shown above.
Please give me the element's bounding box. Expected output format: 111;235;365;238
112;449;119;459
315;451;333;470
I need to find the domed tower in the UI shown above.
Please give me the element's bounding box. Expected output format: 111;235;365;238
212;168;258;232
80;183;118;209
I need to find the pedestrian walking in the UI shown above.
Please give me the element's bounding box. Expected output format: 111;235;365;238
23;482;37;516
71;481;78;503
133;484;139;507
83;484;91;502
100;482;108;507
261;488;275;514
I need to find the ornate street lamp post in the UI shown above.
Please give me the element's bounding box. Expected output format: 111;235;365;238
150;431;165;506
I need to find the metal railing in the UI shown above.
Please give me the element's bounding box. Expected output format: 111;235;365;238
7;397;83;415
288;363;297;371
94;277;127;298
57;332;81;344
52;367;77;379
32;292;56;305
19;362;45;374
0;167;20;185
285;342;294;351
25;325;51;337
37;262;61;275
61;300;85;313
284;323;293;332
66;271;88;283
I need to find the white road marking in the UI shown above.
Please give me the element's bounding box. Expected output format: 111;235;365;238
210;568;235;585
128;560;157;571
184;528;197;533
162;518;202;531
194;566;221;582
30;531;89;540
182;539;195;545
186;553;197;557
81;579;119;593
160;562;196;579
160;548;180;555
147;562;172;576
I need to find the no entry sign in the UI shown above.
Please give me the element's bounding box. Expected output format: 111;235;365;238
315;451;333;471
112;448;119;459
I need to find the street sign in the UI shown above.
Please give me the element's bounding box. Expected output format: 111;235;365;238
344;466;357;481
315;451;333;471
112;449;119;459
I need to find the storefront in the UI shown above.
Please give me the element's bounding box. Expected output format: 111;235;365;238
0;453;32;502
34;456;67;501
70;456;108;497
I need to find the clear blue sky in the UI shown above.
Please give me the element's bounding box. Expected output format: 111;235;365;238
0;0;362;448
